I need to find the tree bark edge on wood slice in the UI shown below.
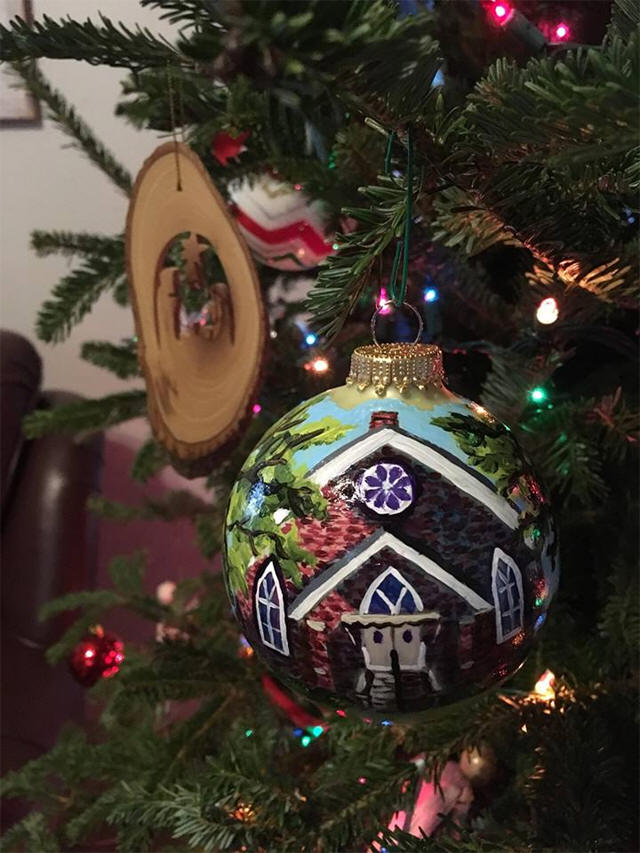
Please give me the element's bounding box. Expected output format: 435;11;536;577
126;141;267;478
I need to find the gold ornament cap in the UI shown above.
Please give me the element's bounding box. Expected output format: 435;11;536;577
346;343;444;396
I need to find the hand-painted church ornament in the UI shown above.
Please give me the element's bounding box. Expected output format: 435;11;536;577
223;342;558;714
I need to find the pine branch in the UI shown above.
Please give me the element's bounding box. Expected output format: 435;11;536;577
31;230;124;260
480;346;559;424
333;7;442;125
533;409;608;505
40;589;123;621
117;66;230;132
432;187;522;256
599;564;640;671
43;601;122;665
588;388;639;460
108;551;147;598
64;789;122;848
0;14;181;69
432;37;639;269
555;258;637;304
608;0;639;40
23;390;147;438
131;437;169;482
11;63;132;194
81;340;140;379
139;0;220;29
0;812;59;852
523;391;639;507
194;511;223;560
0;728;87;800
113;277;131;307
307;174;413;339
36;254;127;343
380;824;527;852
88;491;210;524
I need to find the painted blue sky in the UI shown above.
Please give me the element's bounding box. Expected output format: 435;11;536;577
294;391;479;475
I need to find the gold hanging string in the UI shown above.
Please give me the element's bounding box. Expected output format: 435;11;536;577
177;65;186;144
166;62;182;191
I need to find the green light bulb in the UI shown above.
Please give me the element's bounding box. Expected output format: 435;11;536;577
300;735;312;747
529;387;547;404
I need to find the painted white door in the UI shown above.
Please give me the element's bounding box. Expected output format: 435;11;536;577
362;624;425;672
360;568;426;673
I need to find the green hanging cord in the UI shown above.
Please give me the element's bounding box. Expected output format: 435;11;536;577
384;127;413;305
398;125;414;305
384;130;396;175
388;241;403;304
384;130;404;304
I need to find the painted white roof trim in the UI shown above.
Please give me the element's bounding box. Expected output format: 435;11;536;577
308;428;519;531
288;531;492;620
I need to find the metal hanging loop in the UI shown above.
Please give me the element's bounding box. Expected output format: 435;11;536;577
370;300;424;346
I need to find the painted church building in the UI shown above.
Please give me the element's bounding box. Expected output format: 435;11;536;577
236;411;546;712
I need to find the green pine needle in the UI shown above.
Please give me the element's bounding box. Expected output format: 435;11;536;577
23;390;147;438
12;63;132;194
81;340;140;379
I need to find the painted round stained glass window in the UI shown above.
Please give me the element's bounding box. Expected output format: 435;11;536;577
357;463;414;515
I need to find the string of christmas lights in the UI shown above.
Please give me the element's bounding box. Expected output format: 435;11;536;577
483;0;572;51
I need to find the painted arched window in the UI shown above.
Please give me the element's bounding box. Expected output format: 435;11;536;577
255;562;289;656
491;549;524;642
361;567;423;615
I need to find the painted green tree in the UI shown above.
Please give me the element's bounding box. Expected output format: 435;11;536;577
224;402;353;593
432;411;542;519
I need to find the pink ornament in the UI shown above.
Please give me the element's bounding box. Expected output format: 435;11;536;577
397;760;473;837
371;759;473;849
156;580;177;605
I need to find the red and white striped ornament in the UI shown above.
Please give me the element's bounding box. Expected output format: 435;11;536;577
228;174;335;271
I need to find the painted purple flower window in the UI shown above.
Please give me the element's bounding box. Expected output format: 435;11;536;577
357;463;414;515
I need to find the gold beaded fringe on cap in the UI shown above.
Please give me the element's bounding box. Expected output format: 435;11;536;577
346;343;444;396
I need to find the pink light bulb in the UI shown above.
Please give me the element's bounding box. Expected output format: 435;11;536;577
490;1;513;26
377;286;392;315
554;22;570;41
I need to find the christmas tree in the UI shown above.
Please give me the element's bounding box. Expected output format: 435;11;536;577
1;1;638;850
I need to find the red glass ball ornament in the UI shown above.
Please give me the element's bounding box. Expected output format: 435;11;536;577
69;627;125;686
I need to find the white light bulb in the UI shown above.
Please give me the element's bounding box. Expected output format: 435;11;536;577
536;297;559;325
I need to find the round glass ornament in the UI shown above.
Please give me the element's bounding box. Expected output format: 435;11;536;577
228;173;335;271
223;343;558;715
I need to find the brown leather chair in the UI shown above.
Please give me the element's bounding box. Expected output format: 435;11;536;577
1;330;104;826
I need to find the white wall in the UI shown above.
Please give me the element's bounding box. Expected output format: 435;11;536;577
0;1;173;416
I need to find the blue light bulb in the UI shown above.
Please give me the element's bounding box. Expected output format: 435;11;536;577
423;287;438;303
305;332;317;346
431;68;445;88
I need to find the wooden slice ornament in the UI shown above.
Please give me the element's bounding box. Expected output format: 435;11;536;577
126;142;266;476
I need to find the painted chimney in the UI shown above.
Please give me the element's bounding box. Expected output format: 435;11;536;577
369;411;399;430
